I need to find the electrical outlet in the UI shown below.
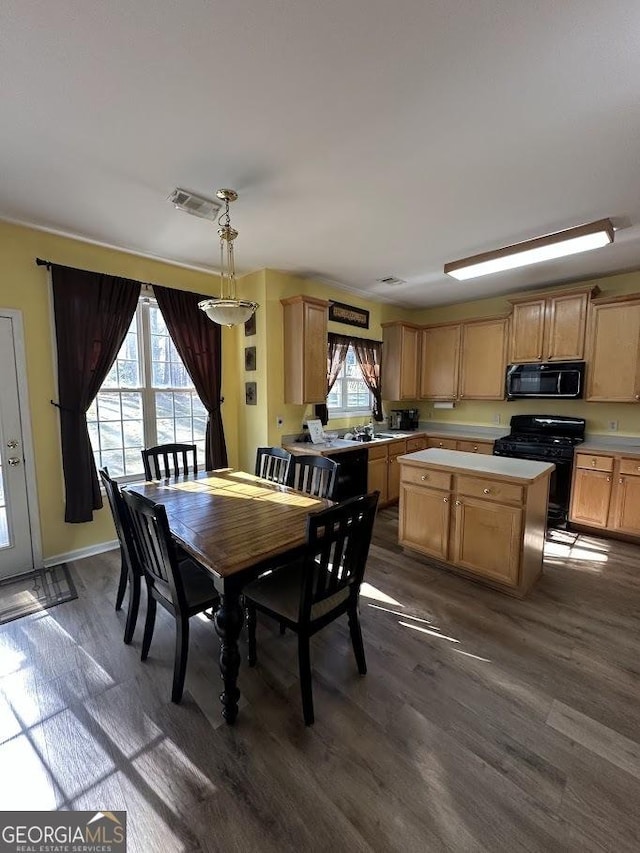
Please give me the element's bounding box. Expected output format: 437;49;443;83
608;420;618;431
276;416;284;428
493;413;501;425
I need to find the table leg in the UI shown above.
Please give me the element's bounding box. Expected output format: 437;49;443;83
213;591;244;723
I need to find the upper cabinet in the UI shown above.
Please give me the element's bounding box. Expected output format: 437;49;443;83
420;316;508;401
508;285;599;363
459;317;509;400
419;324;460;400
281;295;329;404
381;322;420;400
586;295;640;402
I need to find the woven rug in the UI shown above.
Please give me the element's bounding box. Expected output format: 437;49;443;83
0;564;77;625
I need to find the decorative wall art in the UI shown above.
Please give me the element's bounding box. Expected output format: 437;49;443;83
245;381;257;405
244;313;256;336
244;346;257;371
328;300;369;329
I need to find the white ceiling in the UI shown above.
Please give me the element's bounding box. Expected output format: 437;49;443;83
2;0;640;307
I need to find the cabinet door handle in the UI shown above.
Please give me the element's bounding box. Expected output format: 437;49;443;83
443;497;449;503
635;394;640;400
537;354;542;360
619;478;624;484
455;500;461;506
473;445;478;451
420;474;429;481
606;476;611;482
483;488;491;494
591;459;596;466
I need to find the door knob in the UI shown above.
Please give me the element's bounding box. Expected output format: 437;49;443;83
455;500;462;506
7;440;18;449
7;457;21;466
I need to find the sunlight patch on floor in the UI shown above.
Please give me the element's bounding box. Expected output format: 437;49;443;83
360;582;403;606
454;649;491;663
398;621;460;644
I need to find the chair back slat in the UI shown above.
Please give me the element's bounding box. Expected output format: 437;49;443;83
121;488;187;608
299;491;379;624
255;447;293;485
99;467;142;578
290;455;338;500
142;443;198;481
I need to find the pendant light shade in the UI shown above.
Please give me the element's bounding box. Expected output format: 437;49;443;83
198;189;258;327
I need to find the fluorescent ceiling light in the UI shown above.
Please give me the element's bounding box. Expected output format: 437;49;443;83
444;218;614;281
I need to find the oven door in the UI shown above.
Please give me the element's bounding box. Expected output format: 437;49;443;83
494;447;572;525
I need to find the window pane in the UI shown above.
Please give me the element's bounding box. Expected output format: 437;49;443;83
151;334;170;363
99;421;123;451
155;392;174;418
121;331;138;361
192;396;206;416
87;399;98;422
326;345;371;412
171;362;192;388
96;394;121;421
117;359;140;388
122;419;144;448
152;361;171;387
149;304;166;335
121;392;143;420
124;447;144;477
192;417;207;441
101;450;125;477
102;362;119;390
175;418;193;442
173;392;192;418
156;419;175;443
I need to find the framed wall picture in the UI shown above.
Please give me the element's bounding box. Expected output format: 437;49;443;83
244;346;257;371
245;381;257;405
244;313;256;336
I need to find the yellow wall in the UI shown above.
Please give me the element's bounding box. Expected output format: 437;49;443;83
5;215;640;559
0;221;241;560
410;271;640;436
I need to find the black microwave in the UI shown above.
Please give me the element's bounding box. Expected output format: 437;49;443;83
505;361;585;400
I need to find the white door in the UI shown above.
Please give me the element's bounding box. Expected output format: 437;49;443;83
0;316;34;579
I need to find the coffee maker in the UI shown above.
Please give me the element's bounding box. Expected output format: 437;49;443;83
388;409;419;430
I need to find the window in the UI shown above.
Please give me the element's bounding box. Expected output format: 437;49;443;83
87;298;206;479
327;345;372;416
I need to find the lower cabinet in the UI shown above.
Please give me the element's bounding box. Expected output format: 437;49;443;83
427;436;494;454
367;440;407;506
399;462;549;596
569;452;640;537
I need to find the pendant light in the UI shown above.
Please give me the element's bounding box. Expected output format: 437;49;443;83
198;189;259;327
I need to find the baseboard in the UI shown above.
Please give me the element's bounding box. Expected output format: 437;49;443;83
43;539;119;568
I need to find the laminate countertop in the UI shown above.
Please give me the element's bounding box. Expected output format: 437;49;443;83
398;448;555;484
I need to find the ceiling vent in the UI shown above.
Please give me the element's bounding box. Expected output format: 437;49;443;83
168;188;222;221
377;275;406;286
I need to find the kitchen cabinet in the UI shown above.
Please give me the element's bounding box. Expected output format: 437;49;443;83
611;458;640;535
569;452;640;537
585;296;640;402
406;435;427;453
420;316;508;401
367;444;389;504
458;317;509;400
508;286;597;363
419;324;460;400
281;295;329;404
367;439;407;505
398;450;552;596
381;322;420;401
426;436;494;453
569;453;613;528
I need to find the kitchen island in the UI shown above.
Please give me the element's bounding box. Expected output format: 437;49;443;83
398;449;554;597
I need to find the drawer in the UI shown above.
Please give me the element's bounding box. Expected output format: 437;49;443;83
368;444;389;461
575;453;614;473
406;437;427;453
456;440;493;455
427;437;457;450
388;440;407;456
401;465;451;491
618;457;640;476
456;475;524;505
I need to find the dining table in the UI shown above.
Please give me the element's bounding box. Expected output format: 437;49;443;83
128;468;332;723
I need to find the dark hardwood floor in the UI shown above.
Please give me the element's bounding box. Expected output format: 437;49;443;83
1;508;639;851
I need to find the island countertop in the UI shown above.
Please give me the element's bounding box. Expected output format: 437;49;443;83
397;448;555;484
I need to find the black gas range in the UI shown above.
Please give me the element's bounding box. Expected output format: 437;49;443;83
493;415;586;526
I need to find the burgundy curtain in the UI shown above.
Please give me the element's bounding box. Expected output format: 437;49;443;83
352;337;384;421
153;285;227;471
51;265;141;522
314;333;351;425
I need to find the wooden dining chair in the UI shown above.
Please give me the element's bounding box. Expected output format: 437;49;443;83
289;454;338;500
244;490;380;725
255;446;293;485
142;443;198;481
99;467;143;645
120;488;220;703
